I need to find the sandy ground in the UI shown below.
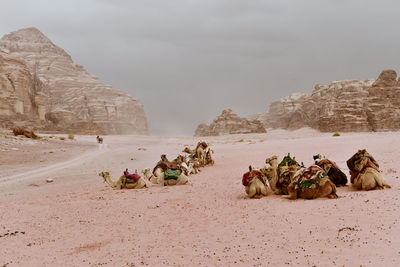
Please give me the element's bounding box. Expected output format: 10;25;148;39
0;129;399;266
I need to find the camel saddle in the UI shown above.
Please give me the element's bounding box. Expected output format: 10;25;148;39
123;169;141;183
198;142;208;149
242;170;266;187
347;150;380;183
164;169;182;180
293;166;327;190
278;154;299;168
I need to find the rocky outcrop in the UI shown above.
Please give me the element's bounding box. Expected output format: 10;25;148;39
194;109;266;136
0;27;148;134
256;70;400;132
0;51;47;128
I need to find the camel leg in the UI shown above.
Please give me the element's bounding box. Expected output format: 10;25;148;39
260;184;267;196
135;178;147;189
154;168;165;186
351;177;362;190
176;173;189;185
328;180;338;198
269;176;278;192
286;182;298;199
158;172;165;186
371;169;391;189
247;182;257;198
361;173;377;191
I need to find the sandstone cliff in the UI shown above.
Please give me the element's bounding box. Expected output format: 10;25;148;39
0;50;46;128
255;70;400;132
0;27;148;135
195;109;266;136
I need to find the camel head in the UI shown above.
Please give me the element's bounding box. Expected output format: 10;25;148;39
265;155;278;166
313;154;322;161
260;166;274;179
182;147;191;154
313;154;324;165
173;155;185;165
98;171;110;181
142;168;152;178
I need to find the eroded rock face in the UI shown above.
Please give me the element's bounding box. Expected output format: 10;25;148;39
0;27;148;134
256;70;400;132
194;109;266;136
0;51;47;128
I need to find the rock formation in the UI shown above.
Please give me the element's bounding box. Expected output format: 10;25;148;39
0;27;148;134
194;109;266;136
0;50;45;129
255;70;400;132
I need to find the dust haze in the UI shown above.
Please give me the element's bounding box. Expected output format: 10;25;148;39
1;0;400;135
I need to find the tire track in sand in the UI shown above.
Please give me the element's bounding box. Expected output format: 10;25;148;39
0;147;108;186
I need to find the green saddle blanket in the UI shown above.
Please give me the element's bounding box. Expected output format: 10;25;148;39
125;178;137;184
164;169;182;180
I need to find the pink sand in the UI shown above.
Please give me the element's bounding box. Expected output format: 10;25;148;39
0;130;399;266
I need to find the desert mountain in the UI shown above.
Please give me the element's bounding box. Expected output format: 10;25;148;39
0;27;148;134
195;109;266;136
253;70;400;132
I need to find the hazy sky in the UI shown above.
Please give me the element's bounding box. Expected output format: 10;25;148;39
1;0;400;136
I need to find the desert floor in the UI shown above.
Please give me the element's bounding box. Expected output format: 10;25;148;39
0;129;399;266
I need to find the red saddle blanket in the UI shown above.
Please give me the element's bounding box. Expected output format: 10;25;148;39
123;170;141;182
242;170;264;186
199;142;208;149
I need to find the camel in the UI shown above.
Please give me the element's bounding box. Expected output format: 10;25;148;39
142;168;161;184
173;155;198;175
142;167;189;186
347;149;391;191
96;135;103;144
205;147;214;166
242;166;268;198
99;170;147;189
260;155;279;192
274;153;301;195
12;127;37;139
182;142;210;166
287;165;338;200
313;154;348;186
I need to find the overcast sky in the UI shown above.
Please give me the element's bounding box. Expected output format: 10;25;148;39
1;0;400;136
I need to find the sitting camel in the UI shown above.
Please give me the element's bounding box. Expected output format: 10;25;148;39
274;153;301;195
174;155;198;175
99;169;146;189
260;155;279;192
287;165;338;200
142;168;161;184
149;156;170;184
313;154;347;186
182;142;209;166
347;149;391;191
205;146;214;166
142;167;189;186
242;166;268;198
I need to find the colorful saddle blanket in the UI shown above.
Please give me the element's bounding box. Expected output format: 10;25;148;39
242;170;265;186
293;165;328;189
164;169;182;180
123;170;141;183
278;154;299;168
